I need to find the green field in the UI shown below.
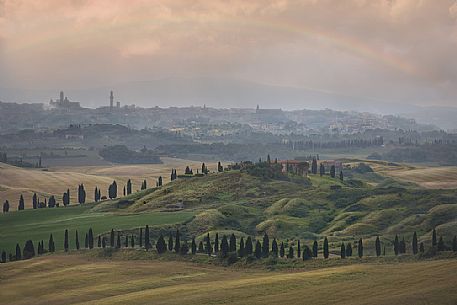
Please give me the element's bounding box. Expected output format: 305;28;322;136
1;253;456;305
0;205;194;253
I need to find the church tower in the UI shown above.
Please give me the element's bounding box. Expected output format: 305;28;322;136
110;91;114;109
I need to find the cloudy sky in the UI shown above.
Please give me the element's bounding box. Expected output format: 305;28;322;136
0;0;456;108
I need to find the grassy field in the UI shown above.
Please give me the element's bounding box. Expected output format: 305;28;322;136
1;254;456;305
0;205;194;253
379;166;457;189
0;158;218;209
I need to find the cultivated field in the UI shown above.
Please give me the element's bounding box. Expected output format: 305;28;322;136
0;158;217;209
1;254;456;305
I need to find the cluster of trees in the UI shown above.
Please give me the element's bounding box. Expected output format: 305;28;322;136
170;169;177;181
108;181;117;199
285;137;384;151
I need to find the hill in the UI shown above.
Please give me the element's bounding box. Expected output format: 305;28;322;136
1;254;456;305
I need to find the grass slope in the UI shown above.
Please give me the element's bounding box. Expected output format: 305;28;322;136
1;254;456;305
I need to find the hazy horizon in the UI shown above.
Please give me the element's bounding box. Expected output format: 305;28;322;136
1;1;457;110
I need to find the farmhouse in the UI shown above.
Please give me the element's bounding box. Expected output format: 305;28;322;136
279;160;309;176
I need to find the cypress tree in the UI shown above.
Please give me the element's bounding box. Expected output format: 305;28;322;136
287;246;294;259
239;237;245;257
330;165;336;178
125;235;129;247
346;243;352;257
214;233;219;254
220;235;229;258
339;170;344;181
1;251;6;263
48;234;55;252
412;232;418;255
394;234;399;255
64;229;69;252
174;229;181;253
453;236;457;252
303;245;312;260
168;234;173;251
255;240;262;259
127;179;132;195
198;241;204;253
145;225;150;250
323;237;329;259
383;245;386;256
358;238;363;258
340;243;346;258
23;240;35;259
16;243;22;260
297;240;301;258
94;187;98;202
400;237;406;254
156;234;166;254
33;193;38;209
312;240;318;257
85;233;88;249
18;194;25;210
116;233;121;249
98;235;101;248
110;229;115;247
191;237;197;254
280;242;285;258
419;242;424;253
271;238;278;257
375;236;381;257
262;233;269;257
432;228;437;246
3;200;10;213
131;235;135;248
245;236;253;255
319;163;325;176
139;228;143;248
102;237;106;248
205;233;211;256
75;230;80;250
437;236;445;251
229;233;236;252
88;228;94;249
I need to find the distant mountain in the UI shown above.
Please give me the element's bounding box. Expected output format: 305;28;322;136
1;77;456;129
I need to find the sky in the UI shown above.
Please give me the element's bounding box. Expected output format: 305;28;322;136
0;0;457;109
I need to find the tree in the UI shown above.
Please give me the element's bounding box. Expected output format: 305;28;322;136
346;243;353;257
311;158;318;175
437;236;445;251
174;229;181;253
75;230;80;250
158;176;163;187
125;235;129;247
131;235;135;248
271;238;278;257
260;233;269;256
98;235;101;248
85;233;88;248
48;195;56;208
267;154;271;164
412;232;418;255
88;228;94;249
245;236;253;255
64;229;69;252
400;237;406;254
102;237;106;248
1;251;6;263
110;229;115;247
303;245;312;260
139;228;143;248
48;234;55;252
78;184;86;204
358;238;363;258
255;240;262;259
205;233;211;256
168;234;173;252
32;193;38;209
123;186;126;196
116;233;121;249
109;181;118;199
16;243;22;260
218;161;223;172
287;246;294;259
394;234;399;255
297;240;301;258
191;237;197;254
214;233;219;254
340;243;346;259
127;179;132;195
144;225;150;250
156;234;166;254
319;163;325;176
239;237;245;257
312;240;318;258
375;236;381;257
339;170;344;182
18;194;25;210
280;242;285;258
94;187;99;202
220;235;229;258
229;233;236;252
330;165;336;178
3;200;9;213
63;189;70;206
453;236;457;252
419;242;425;253
432;228;437;246
22;240;35;260
323;237;329;259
